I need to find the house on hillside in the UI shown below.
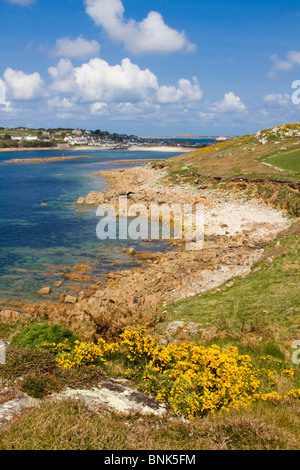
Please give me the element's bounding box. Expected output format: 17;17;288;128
41;131;51;138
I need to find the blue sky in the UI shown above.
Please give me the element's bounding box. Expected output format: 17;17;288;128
0;0;299;136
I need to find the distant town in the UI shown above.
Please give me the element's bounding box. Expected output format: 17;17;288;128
0;127;226;150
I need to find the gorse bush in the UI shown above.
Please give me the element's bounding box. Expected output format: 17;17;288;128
42;326;300;419
9;322;80;349
121;328;261;418
122;329;300;418
44;338;119;369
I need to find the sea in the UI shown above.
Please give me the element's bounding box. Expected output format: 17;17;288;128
0;148;185;304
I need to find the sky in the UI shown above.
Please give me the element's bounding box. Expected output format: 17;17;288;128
0;0;299;136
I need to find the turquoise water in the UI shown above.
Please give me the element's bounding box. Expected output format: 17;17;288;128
0;149;181;303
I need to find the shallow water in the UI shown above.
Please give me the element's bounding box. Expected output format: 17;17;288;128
0;149;181;302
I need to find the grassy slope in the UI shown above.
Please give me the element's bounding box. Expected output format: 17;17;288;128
160;123;300;350
155;125;300;416
0;129;39;137
145;124;300;449
266;148;300;173
164;123;300;181
161;220;300;349
154;124;300;218
0;399;299;450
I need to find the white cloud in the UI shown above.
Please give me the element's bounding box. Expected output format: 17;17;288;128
3;68;44;100
6;0;34;5
48;59;76;94
90;102;108;115
198;111;215;121
268;50;300;79
263;93;291;107
48;57;204;115
49;57;159;103
76;58;159;102
47;96;77;110
48;58;74;80
113;100;161;120
287;50;300;65
46;56;205;126
211;92;247;114
0;78;17;114
157;77;202;104
0;101;15;113
50;36;101;59
85;0;195;55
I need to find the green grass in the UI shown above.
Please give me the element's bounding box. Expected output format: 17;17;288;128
166;123;300;182
0;128;39;137
9;321;80;349
160;220;300;353
0;320;24;340
266;149;300;173
0;398;298;450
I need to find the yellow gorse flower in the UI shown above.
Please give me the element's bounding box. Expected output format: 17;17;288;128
43;337;119;370
120;328;300;419
43;327;300;419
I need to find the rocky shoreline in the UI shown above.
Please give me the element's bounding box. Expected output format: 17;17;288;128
0;163;291;340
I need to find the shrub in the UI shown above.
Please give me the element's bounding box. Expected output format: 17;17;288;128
38;327;300;420
9;322;80;350
0;348;107;397
120;327;300;419
20;372;60;399
45;338;119;369
0;348;56;381
121;328;260;418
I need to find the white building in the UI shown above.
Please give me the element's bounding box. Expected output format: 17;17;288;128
64;136;88;145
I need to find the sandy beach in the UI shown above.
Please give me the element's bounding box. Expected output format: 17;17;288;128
127;145;193;152
0;144;194;154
